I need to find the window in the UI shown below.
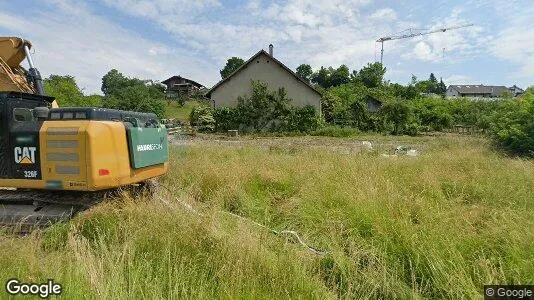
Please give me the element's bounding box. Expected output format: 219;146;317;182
75;112;87;119
62;112;74;119
13;108;35;122
50;112;61;120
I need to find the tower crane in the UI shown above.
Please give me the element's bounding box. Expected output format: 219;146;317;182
376;23;474;64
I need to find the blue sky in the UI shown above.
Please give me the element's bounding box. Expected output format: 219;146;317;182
1;0;532;94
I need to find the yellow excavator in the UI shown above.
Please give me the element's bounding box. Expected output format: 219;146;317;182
0;37;169;230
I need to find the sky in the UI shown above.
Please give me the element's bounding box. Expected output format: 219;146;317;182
1;0;532;94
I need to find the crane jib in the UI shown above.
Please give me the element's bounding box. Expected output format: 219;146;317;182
376;24;474;64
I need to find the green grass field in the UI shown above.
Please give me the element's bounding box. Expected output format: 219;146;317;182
164;100;202;121
1;134;533;299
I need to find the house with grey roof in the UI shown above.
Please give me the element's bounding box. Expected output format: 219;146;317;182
206;45;322;113
508;85;525;97
446;84;523;99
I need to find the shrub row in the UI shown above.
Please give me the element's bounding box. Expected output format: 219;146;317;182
191;81;322;134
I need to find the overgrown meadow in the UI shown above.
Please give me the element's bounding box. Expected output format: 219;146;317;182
1;135;533;299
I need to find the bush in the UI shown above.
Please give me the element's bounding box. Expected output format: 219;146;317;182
236;81;291;132
490;88;534;156
213;107;240;132
378;100;417;135
212;81;321;134
311;125;358;137
189;106;215;132
278;106;322;133
322;81;506;135
410;98;453;131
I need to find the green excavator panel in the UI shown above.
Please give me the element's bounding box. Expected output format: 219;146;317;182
125;122;168;169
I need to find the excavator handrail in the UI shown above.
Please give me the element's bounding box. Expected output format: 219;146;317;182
0;91;55;103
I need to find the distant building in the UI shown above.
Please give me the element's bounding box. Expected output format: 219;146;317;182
364;95;382;113
446;84;523;98
162;76;205;98
206;45;322;113
508;85;525;97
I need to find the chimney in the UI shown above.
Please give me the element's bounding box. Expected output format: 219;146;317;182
268;44;273;56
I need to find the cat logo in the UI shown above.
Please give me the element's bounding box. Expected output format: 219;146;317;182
14;146;37;164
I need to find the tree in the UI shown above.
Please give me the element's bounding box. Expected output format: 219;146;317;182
236;81;291;132
102;69;139;96
329;65;350;87
405;84;418;100
415;80;434;94
44;75;101;107
220;57;245;79
429;73;437;84
390;83;406;99
411;74;418;85
320;92;341;123
350;70;358;82
437;78;447;96
355;62;386;88
490;88;534;155
379;100;416;135
296;64;313;83
100;69;166;117
310;65;350;89
311;66;331;89
427;73;439;94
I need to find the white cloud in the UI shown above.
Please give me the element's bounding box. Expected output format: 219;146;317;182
489;6;534;86
246;0;260;10
392;7;485;64
99;0;384;76
102;0;221;20
443;74;472;85
0;0;217;94
369;8;397;21
412;41;437;61
148;46;171;56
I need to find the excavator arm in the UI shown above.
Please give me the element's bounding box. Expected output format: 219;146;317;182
0;37;56;107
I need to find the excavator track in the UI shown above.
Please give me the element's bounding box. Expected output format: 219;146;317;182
0;189;117;233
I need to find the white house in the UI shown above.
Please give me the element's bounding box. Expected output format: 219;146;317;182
206;46;322;113
446;84;523;98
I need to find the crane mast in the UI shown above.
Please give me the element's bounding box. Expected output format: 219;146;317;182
376;24;474;64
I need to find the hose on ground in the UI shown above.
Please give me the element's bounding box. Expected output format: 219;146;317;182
159;184;328;255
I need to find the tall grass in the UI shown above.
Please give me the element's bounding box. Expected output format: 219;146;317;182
1;135;533;299
164;100;202;121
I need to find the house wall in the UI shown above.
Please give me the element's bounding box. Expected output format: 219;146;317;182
446;87;459;98
210;53;321;113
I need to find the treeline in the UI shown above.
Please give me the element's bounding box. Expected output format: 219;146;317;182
43;69;166;117
42;62;534;156
206;57;534;156
203;60;476;135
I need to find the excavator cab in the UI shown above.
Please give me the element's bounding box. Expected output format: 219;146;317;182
0;92;53;181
